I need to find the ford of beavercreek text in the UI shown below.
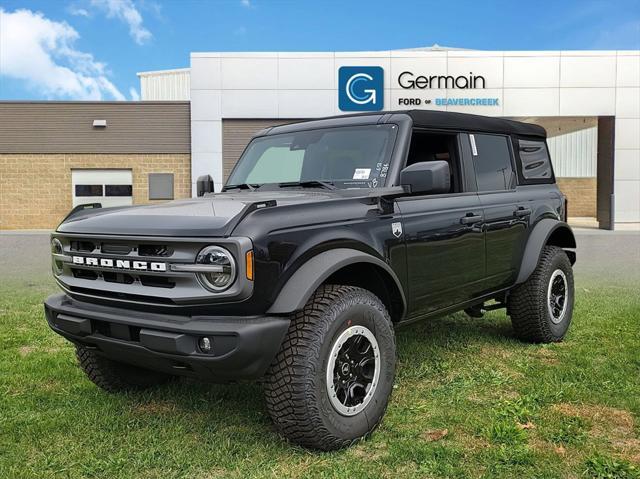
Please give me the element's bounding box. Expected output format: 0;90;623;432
45;110;576;450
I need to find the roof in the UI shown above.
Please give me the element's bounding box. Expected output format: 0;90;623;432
266;110;547;139
395;43;473;51
136;67;190;77
406;110;547;138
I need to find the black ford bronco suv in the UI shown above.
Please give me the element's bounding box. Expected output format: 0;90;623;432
45;110;576;450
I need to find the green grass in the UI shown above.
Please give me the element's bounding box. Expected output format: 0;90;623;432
1;280;639;479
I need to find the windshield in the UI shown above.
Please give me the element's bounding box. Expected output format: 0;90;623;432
226;124;398;189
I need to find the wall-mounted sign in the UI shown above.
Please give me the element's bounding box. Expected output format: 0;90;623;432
396;69;497;108
338;66;499;111
338;66;384;112
397;71;486;89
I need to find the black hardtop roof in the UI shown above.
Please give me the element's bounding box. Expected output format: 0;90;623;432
264;110;547;139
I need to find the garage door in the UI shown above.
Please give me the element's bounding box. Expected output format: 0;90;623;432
72;169;133;208
222;119;299;181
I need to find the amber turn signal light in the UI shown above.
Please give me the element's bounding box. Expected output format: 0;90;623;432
245;250;254;281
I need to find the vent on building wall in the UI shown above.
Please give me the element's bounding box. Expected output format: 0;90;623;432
92;119;107;128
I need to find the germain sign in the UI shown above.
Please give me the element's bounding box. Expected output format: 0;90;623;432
338;66;384;112
395;69;498;108
338;66;498;110
397;71;486;89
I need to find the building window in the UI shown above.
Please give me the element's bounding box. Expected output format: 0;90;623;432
470;134;515;191
149;173;174;200
105;184;133;196
75;185;104;197
72;169;133;208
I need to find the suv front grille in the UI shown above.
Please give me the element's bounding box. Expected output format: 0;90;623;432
52;233;253;306
55;235;200;304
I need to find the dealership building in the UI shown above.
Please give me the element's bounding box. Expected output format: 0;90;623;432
1;46;639;230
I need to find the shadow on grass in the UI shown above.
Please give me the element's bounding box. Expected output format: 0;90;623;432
100;310;518;446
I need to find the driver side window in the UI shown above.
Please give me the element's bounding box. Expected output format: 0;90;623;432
406;130;462;194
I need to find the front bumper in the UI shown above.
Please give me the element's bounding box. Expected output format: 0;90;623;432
44;293;290;381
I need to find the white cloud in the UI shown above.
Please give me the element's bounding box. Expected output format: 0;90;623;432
90;0;151;45
68;6;90;17
0;8;125;100
240;0;252;8
129;86;140;101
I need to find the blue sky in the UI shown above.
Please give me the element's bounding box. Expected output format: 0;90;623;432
1;0;639;101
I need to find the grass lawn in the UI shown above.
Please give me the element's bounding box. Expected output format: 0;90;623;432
1;280;638;479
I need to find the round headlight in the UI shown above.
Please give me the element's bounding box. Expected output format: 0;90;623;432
195;246;236;292
51;238;64;275
51;237;63;254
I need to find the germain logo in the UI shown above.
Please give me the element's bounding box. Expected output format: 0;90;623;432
72;256;167;272
339;66;384;112
398;71;486;89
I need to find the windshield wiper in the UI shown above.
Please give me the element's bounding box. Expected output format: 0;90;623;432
223;183;260;192
277;180;337;190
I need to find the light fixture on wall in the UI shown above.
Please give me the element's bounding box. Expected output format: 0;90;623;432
92;119;107;128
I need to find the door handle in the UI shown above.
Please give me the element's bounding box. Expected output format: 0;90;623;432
514;207;532;217
460;213;483;225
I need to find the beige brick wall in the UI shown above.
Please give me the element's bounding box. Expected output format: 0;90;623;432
556;177;597;218
0;154;190;230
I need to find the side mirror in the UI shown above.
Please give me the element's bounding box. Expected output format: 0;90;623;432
400;160;450;195
196;175;214;197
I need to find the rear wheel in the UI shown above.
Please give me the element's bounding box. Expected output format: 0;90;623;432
508;246;574;343
75;346;173;392
263;285;396;450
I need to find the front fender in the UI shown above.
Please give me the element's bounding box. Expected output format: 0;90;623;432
266;248;406;315
516;219;576;284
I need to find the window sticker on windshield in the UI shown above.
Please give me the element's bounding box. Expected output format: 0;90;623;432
353;168;371;180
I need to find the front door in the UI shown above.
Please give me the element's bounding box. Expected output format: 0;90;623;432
397;193;485;317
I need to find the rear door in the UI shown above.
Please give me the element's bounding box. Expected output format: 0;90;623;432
466;133;531;291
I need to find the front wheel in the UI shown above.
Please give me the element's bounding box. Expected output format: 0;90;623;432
508;246;575;343
263;285;396;450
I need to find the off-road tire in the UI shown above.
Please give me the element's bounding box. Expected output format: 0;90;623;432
75;346;172;392
263;285;396;450
508;246;574;343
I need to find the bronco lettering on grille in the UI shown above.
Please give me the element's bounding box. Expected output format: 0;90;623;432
72;256;167;272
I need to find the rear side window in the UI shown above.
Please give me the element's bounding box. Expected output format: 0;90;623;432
518;139;553;180
470;134;514;191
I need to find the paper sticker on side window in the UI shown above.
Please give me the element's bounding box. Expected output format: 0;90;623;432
469;134;478;156
353;168;371;180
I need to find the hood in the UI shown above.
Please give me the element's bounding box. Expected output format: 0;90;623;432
57;189;347;237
